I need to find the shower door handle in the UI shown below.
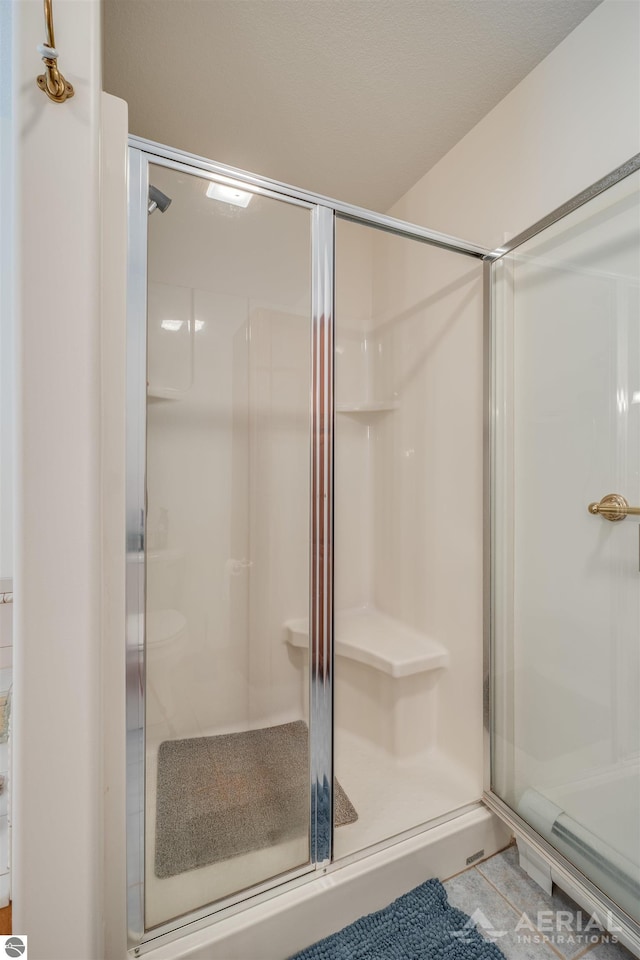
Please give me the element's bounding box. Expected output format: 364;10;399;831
587;493;640;521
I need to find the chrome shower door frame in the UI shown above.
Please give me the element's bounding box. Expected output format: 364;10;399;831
483;152;640;957
126;136;489;953
126;144;333;949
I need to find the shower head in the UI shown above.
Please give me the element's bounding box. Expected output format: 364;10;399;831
148;185;172;214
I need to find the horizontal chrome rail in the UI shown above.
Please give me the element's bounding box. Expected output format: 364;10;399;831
487;152;640;261
128;135;491;260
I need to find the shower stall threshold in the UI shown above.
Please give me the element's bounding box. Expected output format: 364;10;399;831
141;805;511;959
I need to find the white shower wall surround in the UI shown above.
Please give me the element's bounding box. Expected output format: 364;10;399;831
332;219;486;862
145;174;313;737
146;290;311;736
145;195;485;753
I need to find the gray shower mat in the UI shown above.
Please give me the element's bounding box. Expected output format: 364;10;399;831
155;720;358;879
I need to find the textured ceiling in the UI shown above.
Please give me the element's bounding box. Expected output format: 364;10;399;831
103;0;601;211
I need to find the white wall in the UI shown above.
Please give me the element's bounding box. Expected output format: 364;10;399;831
391;0;640;251
11;2;103;958
0;0;14;584
0;0;15;913
101;91;129;960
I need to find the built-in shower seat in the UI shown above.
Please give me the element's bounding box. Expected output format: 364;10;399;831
285;608;449;757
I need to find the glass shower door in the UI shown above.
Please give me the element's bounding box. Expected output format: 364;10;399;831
142;161;313;928
491;166;640;924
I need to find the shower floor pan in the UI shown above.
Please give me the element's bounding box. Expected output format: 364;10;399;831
142;726;482;932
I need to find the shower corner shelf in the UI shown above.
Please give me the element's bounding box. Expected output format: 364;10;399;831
284;607;449;678
335;400;399;415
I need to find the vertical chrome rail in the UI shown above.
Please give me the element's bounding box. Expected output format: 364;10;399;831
125;147;148;947
310;205;335;865
482;257;493;796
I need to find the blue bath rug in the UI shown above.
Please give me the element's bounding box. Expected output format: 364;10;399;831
289;878;506;960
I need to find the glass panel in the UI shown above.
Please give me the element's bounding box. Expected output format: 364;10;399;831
492;169;640;922
333;218;484;859
144;164;312;928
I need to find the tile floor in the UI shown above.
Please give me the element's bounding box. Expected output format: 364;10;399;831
444;844;634;960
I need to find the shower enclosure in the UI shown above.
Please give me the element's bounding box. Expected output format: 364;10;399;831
126;139;640;956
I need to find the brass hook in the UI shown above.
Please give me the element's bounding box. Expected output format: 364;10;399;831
36;0;74;103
